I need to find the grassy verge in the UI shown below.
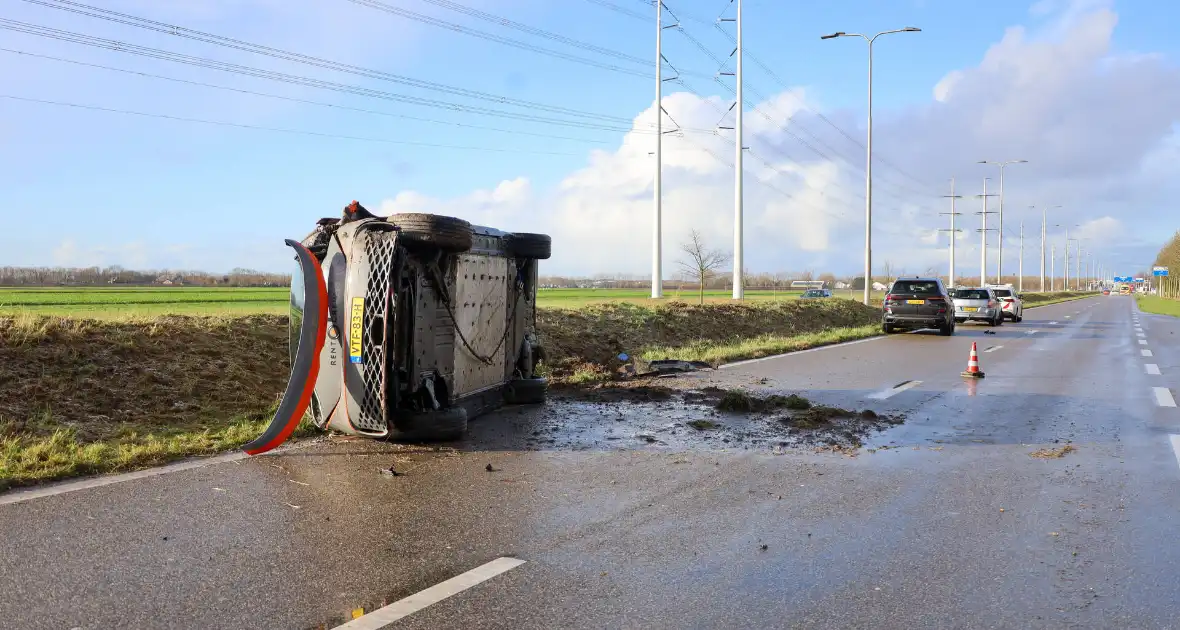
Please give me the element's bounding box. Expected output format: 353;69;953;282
0;413;317;492
540;298;881;382
0;314;293;490
1021;291;1099;308
1;298;883;488
1135;295;1180;317
638;325;881;366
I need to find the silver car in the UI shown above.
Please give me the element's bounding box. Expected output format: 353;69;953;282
951;287;1004;326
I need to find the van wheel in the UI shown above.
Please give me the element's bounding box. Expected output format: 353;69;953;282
882;323;896;335
504;233;552;260
938;321;955;336
387;213;474;253
389;407;468;442
504;377;548;404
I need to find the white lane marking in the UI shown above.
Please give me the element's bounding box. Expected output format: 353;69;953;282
1170;436;1180;472
1140;340;1148;345
984;345;1004;353
1138;333;1147;338
0;443;314;507
1147;364;1161;375
333;557;526;629
1143;349;1154;357
0;452;246;507
1049;321;1059;325
1025;330;1038;335
1065;315;1072;319
1155;387;1177;408
867;380;923;400
721;335;883;369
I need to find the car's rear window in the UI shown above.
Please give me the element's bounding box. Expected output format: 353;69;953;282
952;289;990;299
892;281;941;295
992;289;1012;297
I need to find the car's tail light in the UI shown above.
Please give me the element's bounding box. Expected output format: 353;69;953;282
988;300;997;307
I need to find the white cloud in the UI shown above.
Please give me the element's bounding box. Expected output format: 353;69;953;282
366;1;1180;279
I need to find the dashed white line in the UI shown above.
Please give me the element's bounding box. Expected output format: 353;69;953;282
1049;321;1059;325
983;345;1004;353
1170;436;1180;472
1147;364;1161;375
1025;330;1038;335
1140;340;1149;345
1143;349;1154;357
1137;333;1147;338
867;380;923;400
333;557;527;629
1155;387;1177;408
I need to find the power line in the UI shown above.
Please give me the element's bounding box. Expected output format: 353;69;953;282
0;94;584;155
10;2;647;125
0;19;678;134
579;0;648;20
413;0;648;64
0;47;616;145
341;0;652;77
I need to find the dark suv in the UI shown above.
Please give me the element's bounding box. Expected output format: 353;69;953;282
881;277;955;336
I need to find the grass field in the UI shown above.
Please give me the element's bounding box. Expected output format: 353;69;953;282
0;286;885;318
1135;295;1180;317
0;286;1095;319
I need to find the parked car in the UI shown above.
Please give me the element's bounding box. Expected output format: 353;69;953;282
986;284;1024;322
950;287;1003;326
799;289;832;299
882;277;955;336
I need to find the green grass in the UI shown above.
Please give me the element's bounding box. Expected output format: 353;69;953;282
0;286;890;318
0;287;288;319
1021;291;1099;308
0;410;317;491
638;325;882;366
537;287;886;308
1136;295;1180;317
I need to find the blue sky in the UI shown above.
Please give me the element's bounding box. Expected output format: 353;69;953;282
1;0;1177;278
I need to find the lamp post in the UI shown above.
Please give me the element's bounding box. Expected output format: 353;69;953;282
822;26;921;305
978;159;1027;284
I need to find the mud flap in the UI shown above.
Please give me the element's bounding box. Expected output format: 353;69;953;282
242;240;329;456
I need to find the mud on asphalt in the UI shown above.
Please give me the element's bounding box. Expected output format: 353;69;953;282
463;373;906;455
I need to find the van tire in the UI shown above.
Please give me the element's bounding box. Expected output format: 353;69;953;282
504;233;552;260
387;213;474;253
389;407;468;442
504;377;548;404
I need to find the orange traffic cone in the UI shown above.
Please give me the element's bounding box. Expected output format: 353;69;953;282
961;341;986;379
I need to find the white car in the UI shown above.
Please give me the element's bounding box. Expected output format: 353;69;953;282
986;284;1024;322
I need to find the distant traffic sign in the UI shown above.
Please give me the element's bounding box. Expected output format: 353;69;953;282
1154;266;1169;277
1135;278;1146;283
1114;276;1131;282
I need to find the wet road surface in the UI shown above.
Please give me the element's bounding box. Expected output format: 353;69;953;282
4;295;1180;629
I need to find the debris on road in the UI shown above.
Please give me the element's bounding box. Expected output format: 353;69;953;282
687;419;719;431
1031;445;1078;459
381;467;403;477
485;464;499;472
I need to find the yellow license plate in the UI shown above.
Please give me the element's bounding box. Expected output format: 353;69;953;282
963;307;978;312
906;299;924;305
349;297;364;364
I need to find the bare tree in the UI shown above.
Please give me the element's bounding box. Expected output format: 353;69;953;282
881;260;896;284
678;230;730;305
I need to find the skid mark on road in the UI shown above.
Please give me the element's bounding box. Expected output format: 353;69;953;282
1147;364;1161;375
333;557;526;629
1155;388;1177;408
983;345;1004;353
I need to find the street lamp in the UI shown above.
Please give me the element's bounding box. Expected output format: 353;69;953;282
822;26;921;305
978;160;1027;284
1031;204;1061;292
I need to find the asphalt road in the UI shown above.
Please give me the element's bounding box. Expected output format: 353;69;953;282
3;295;1179;629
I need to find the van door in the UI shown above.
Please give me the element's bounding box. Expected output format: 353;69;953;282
242;239;329;455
